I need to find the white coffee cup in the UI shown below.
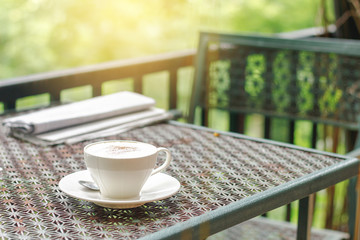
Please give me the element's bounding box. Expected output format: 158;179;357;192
84;140;172;199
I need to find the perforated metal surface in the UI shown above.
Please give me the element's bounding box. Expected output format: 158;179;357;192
0;119;355;239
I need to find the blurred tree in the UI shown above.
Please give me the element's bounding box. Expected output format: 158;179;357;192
227;0;325;33
0;0;327;79
1;0;57;77
333;0;360;39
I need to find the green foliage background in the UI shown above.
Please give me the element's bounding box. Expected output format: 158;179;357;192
1;0;333;80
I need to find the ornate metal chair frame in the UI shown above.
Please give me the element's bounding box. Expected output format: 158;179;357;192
189;32;360;239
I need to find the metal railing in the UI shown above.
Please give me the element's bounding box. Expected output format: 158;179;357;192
0;49;196;112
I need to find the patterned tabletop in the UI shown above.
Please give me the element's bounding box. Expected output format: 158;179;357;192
0;120;357;239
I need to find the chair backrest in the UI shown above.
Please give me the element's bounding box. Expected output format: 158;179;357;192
189;32;360;233
189;32;360;134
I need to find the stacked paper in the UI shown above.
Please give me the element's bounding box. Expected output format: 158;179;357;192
2;91;175;145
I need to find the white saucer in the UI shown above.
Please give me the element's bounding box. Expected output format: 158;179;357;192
59;170;180;209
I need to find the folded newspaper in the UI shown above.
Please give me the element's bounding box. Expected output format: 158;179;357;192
2;91;178;146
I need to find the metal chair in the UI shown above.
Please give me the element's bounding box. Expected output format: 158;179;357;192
189;32;360;239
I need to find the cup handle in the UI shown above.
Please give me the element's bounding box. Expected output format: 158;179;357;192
151;147;172;176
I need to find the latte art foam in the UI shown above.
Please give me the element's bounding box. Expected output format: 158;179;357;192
86;141;156;158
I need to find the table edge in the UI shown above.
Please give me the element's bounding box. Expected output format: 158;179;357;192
141;143;359;239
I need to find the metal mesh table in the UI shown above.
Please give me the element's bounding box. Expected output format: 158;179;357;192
0;119;358;239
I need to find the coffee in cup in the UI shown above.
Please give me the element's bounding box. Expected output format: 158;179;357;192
84;140;172;199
